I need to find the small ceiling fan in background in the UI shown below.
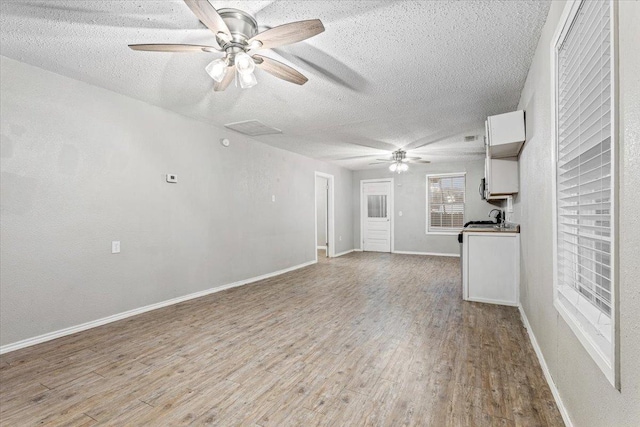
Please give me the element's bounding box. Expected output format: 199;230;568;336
128;0;325;91
370;150;430;173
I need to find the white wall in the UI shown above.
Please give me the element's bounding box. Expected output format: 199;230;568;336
513;1;640;425
0;56;354;347
353;160;496;255
315;176;327;247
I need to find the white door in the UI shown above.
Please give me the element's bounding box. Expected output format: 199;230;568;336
362;181;391;252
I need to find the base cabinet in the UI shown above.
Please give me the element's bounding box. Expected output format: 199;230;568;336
462;232;520;306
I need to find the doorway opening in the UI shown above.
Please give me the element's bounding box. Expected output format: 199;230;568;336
315;172;335;261
360;178;394;252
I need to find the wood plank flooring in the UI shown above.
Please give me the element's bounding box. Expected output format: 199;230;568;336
0;252;564;426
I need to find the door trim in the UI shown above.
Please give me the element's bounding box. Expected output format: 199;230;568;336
315;172;335;261
360;178;394;252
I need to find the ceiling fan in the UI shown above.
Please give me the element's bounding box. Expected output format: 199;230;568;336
128;0;325;91
370;150;431;173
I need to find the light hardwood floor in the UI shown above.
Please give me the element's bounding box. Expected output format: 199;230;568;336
0;252;564;426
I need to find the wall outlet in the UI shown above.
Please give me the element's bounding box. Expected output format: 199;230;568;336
111;241;120;254
272;195;276;202
339;236;342;241
398;211;403;217
166;174;178;183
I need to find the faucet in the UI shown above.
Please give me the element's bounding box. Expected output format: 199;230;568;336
489;209;504;227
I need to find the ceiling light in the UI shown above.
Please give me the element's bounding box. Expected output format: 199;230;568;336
389;161;409;173
238;71;257;89
235;52;255;75
128;6;324;92
371;149;428;170
205;58;228;82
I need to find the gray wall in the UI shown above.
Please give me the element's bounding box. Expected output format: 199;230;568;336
0;56;354;347
315;176;327;247
513;1;640;425
353;160;495;255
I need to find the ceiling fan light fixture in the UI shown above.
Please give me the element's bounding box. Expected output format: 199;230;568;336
235;52;255;75
129;3;324;91
389;160;409;173
205;58;228;82
238;70;257;89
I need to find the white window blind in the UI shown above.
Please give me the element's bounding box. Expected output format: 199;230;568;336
553;0;616;385
427;174;465;233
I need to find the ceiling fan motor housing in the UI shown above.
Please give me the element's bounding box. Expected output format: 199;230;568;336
392;150;407;162
216;9;258;52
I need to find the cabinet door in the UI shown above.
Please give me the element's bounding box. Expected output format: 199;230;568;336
488;159;519;195
487;110;525;146
467;234;519;305
484;123;491;194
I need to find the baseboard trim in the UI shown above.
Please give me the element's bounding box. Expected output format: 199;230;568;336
0;259;317;355
392;250;460;258
316;246;326;250
334;249;355;257
353;248;363;252
467;296;518;307
518;305;573;427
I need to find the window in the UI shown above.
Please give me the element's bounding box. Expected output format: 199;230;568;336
552;0;617;387
426;173;465;233
367;195;387;218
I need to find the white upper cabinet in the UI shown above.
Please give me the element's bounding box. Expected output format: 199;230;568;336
486;110;525;158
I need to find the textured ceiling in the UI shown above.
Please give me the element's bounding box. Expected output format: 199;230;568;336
0;0;550;170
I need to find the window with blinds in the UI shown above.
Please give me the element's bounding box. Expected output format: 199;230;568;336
426;174;465;233
553;0;616;386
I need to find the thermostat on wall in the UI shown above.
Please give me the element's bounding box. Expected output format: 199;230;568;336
166;174;178;183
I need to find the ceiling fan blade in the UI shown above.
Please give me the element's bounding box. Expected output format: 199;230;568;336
410;160;431;164
183;0;231;38
337;154;383;160
248;19;324;50
128;44;218;53
369;162;390;165
214;66;235;92
252;55;308;85
375;159;394;162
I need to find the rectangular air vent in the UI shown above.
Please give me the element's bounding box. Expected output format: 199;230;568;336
224;120;282;136
464;135;478;142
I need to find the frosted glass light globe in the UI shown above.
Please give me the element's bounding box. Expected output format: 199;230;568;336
238;71;257;89
235;52;255;75
205;58;227;82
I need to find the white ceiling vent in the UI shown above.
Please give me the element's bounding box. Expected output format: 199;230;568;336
224;120;282;136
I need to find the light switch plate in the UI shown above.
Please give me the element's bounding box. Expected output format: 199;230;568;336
166;174;178;183
111;241;120;254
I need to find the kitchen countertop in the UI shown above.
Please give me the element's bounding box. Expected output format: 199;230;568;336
462;223;520;233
